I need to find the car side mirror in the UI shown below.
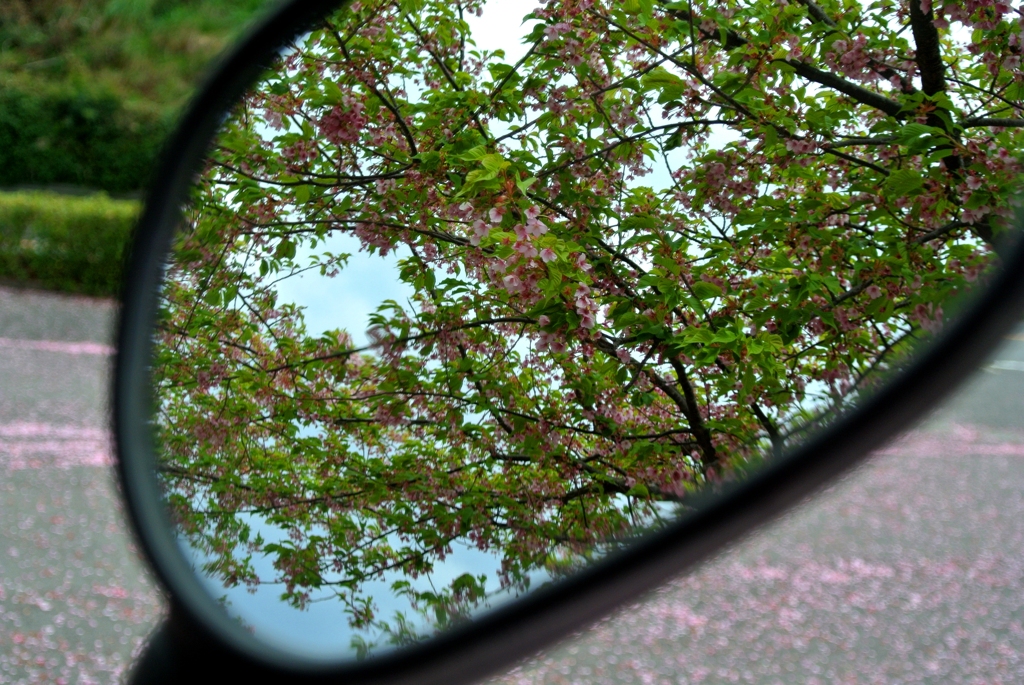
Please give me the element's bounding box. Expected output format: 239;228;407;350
114;1;1024;683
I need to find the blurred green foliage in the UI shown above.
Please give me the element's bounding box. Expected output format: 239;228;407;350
0;0;275;295
0;190;139;296
0;87;170;194
0;0;277;193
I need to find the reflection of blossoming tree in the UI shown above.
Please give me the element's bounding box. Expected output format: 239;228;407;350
154;0;1022;651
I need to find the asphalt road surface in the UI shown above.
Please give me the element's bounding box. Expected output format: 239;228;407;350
2;284;1024;684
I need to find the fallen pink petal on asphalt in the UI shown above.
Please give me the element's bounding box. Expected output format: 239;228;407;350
0;337;114;356
0;422;113;470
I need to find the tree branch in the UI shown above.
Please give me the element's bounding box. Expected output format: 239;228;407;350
665;356;718;467
963;117;1024;128
781;59;905;118
655;3;905;119
909;0;946;96
794;0;836;26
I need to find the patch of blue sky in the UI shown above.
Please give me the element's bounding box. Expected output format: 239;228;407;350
274;232;415;346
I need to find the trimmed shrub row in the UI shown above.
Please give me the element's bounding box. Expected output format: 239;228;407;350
0;190;139;297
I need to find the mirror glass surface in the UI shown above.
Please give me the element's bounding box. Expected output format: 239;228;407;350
148;0;1024;661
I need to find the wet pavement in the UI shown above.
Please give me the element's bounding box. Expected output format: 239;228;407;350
1;284;1024;683
0;287;163;684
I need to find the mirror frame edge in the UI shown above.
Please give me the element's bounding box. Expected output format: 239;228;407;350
112;0;1024;682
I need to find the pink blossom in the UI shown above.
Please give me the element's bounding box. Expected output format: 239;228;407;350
543;22;571;39
469;219;489;246
537;331;565;353
616;348;631;364
834;307;854;332
318;95;367;145
785;138;816;154
915;303;944;333
580;312;597;329
525;205;541;221
525;218;548;237
865;284;883;299
489;206;506;224
502;274;523;294
538;315;551;327
961;207;989;224
540;247;557;263
515;241;539;259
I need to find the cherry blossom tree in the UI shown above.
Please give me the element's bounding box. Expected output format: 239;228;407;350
152;0;1023;651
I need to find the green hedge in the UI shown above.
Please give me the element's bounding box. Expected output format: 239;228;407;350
0;87;171;194
0;190;139;297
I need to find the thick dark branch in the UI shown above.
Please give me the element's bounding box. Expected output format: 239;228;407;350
908;0;961;172
913;219;967;245
749;402;782;454
576;463;687;504
909;0;946;96
831;278;873;307
818;144;891;176
963;117;1024;128
655;3;904;120
795;0;836;26
828;135;897;147
665;356;718;467
781;60;904;118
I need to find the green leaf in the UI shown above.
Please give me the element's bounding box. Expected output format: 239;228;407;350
479;153;510;173
964;190;992;210
641;67;685;101
516;175;538;193
620;214;659;230
883;169;924;198
626;483;649;497
456;146;488;162
712;329;737;343
414;151;442;170
275;239;296;260
465;169;499;184
682;327;714;344
691;281;723;299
